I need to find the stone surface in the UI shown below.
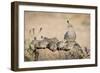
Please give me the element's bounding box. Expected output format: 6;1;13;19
24;45;90;61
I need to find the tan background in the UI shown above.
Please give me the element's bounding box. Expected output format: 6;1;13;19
24;11;90;49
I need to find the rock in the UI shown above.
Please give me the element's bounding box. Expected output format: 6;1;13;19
24;49;35;61
65;43;86;59
36;48;59;61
